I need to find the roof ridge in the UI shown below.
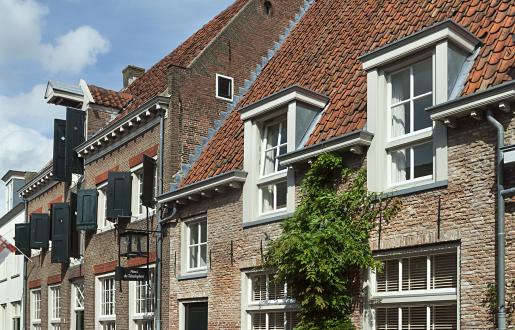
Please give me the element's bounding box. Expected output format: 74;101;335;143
169;0;316;192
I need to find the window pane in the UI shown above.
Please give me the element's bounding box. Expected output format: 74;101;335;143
413;143;433;179
276;181;287;210
200;245;207;267
189;246;198;269
413;94;433;131
413;57;432;96
200;222;207;243
190;224;199;245
217;76;232;99
432;305;457;330
432;253;457;289
402;306;426;330
376;307;398;330
269;312;285;330
252;313;266;330
261;185;274;213
402;256;427;291
263;149;277;175
391;149;411;184
377;259;399;292
266;123;280;149
252;275;267;301
285;311;299;330
391;69;410;103
277;145;287;172
268;276;286;300
391;102;410;137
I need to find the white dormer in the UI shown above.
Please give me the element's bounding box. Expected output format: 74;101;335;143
1;171;26;214
239;85;329;226
360;20;481;193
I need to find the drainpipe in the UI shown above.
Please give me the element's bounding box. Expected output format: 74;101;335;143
22;198;28;330
155;106;166;330
486;110;506;330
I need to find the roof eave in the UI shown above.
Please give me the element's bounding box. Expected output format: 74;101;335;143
157;170;248;204
279;130;374;166
428;80;515;122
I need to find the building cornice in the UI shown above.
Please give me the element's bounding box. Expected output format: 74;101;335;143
18;165;54;199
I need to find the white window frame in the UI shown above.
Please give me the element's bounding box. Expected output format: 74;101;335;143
12;301;21;330
129;266;155;330
241;271;298;330
95;273;116;330
97;182;113;232
31;289;41;330
365;244;460;330
48;284;62;330
215;73;234;102
71;281;85;330
181;216;208;274
178;299;208;330
131;159;157;221
385;54;435;188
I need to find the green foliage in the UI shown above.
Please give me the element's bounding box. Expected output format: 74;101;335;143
483;279;515;327
264;153;400;330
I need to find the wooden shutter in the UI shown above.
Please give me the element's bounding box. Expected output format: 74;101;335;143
432;253;457;289
65;108;85;177
106;172;132;220
14;223;30;256
402;256;427;291
432;304;457;330
141;155;156;208
51;203;71;263
69;192;80;258
76;189;98;231
53;119;67;182
29;213;50;249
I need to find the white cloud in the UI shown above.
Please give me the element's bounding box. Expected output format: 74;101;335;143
0;0;109;74
0;84;65;136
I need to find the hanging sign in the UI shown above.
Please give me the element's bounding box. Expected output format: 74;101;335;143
115;266;149;281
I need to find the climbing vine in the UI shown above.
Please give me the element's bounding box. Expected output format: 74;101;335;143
483;280;515;327
264;153;400;329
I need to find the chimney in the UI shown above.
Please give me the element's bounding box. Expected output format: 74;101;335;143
122;65;145;88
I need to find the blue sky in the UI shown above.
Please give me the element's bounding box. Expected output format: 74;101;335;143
0;0;234;215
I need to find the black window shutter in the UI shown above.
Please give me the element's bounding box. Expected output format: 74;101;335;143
14;223;31;257
76;189;98;231
141;155;156;208
69;192;80;258
53;119;67;181
51;202;71;263
106;172;132;221
65;108;85;177
29;213;50;249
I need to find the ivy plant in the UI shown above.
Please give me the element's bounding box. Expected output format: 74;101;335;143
264;153;400;329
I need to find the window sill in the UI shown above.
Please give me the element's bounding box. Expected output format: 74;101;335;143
11;274;20;279
243;211;293;229
177;271;208;281
380;180;447;198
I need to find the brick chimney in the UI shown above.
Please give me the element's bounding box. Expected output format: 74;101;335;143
122;65;145;88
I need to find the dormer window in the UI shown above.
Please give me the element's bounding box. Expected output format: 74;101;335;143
240;86;329;226
362;20;481;193
216;74;233;101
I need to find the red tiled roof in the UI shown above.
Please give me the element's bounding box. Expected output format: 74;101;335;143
88;84;133;110
115;0;249;118
182;0;514;186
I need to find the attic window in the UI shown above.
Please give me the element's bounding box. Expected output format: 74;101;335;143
216;74;233;101
264;1;272;16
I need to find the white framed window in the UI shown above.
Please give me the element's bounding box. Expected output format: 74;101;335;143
364;22;480;193
367;244;459;330
97;183;113;231
31;289;41;330
387;57;434;187
12;301;21;330
71;281;85;330
182;217;208;273
259;117;288;215
48;284;62;330
129;267;155;330
215;74;234;101
96;274;116;330
242;271;298;330
131;162;157;219
1;304;7;330
179;300;208;330
241;86;327;224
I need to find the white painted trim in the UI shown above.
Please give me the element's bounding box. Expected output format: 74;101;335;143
128;266;155;330
95;272;116;330
181;216;208;275
215;73;234;102
178;298;208;330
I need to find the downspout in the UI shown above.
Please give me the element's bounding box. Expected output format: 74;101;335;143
22;198;28;330
485;110;506;330
155;106;166;330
